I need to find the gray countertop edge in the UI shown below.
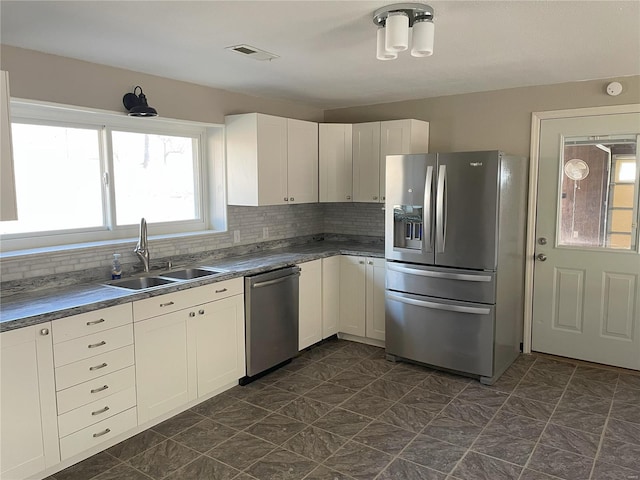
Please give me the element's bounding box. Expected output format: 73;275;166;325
0;243;384;332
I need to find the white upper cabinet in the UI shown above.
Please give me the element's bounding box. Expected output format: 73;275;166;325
352;122;381;203
319;123;353;203
226;113;318;206
379;119;429;202
1;70;18;221
287;118;319;204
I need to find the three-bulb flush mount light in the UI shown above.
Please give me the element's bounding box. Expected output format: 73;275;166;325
373;2;435;60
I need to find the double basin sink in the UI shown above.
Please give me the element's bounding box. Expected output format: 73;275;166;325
104;267;228;291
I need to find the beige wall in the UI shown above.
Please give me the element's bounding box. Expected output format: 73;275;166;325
0;45;324;123
324;76;640;157
3;44;639;158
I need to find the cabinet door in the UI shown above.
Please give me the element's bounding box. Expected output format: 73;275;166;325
1;324;59;479
257;114;288;205
339;256;366;337
319;124;353;202
299;259;323;350
379;119;429;202
287;119;318;204
352;122;381;203
135;311;195;424
322;256;341;338
1;71;17;221
190;296;246;397
366;258;386;341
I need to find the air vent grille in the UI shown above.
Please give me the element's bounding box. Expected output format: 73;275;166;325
225;44;279;61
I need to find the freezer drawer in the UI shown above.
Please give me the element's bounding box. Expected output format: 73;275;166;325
386;262;496;304
385;291;494;377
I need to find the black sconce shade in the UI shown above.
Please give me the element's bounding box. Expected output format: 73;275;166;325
123;86;158;117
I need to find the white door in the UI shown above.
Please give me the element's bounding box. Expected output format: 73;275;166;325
287;118;318;204
365;257;386;341
532;112;640;370
339;255;366;337
352;122;381;203
319;124;353;203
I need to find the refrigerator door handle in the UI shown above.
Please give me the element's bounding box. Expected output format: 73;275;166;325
423;166;434;253
387;263;493;282
387;293;491;315
436;165;447;253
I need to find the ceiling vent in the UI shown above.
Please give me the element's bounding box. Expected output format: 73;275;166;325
225;44;279;61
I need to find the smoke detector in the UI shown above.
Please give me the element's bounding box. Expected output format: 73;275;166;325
225;44;279;61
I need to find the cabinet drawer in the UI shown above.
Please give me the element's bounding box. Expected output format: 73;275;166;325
133;278;243;321
56;345;134;391
54;324;133;367
58;386;136;437
57;366;135;414
59;407;137;460
52;304;133;344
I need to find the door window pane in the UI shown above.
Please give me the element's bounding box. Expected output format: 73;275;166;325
111;131;198;226
0;123;103;235
558;135;638;250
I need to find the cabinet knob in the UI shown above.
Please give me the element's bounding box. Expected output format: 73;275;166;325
373;196;378;200
290;197;294;202
40;328;49;336
284;197;289;201
346;195;351;200
382;196;385;201
198;309;205;315
368;261;373;265
189;312;196;317
359;260;365;264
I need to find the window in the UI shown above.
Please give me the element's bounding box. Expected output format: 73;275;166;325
0;100;225;252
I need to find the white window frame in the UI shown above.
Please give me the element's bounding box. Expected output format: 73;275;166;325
1;99;226;253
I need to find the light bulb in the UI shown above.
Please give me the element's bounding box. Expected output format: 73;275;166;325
385;12;409;52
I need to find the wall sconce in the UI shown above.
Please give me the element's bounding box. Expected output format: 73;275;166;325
373;3;435;61
122;86;158;117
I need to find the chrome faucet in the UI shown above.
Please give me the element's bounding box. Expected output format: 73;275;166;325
134;217;150;272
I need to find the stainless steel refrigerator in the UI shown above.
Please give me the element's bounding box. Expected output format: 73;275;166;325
384;151;528;384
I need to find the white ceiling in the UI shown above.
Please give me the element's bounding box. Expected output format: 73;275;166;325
1;1;639;109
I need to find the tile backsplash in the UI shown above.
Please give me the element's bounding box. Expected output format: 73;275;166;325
0;203;384;289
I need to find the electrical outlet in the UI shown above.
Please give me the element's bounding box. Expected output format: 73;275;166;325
263;227;269;239
233;230;240;243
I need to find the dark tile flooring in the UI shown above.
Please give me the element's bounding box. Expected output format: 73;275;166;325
47;339;640;480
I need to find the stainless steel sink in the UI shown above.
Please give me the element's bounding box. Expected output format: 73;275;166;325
105;276;177;290
160;267;227;280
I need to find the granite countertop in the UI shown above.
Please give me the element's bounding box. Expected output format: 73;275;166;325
0;241;384;332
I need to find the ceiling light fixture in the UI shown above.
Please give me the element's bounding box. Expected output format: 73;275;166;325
122;86;158;117
373;2;435;61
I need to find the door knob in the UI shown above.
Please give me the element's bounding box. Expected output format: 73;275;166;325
536;253;547;262
538;237;547;245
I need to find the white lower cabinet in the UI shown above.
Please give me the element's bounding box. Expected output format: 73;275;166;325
51;304;136;461
135;310;194;424
322;256;340;338
135;278;245;425
298;259;323;350
189;295;246;397
0;323;60;479
338;255;386;342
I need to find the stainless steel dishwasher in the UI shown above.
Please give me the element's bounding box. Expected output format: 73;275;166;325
242;266;300;384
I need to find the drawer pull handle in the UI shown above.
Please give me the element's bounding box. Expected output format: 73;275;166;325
88;340;106;349
215;288;227;293
93;428;111;438
89;363;108;371
91;385;109;394
92;406;110;416
86;318;105;326
160;301;175;307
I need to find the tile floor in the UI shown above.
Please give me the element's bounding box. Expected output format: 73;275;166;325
47;338;640;480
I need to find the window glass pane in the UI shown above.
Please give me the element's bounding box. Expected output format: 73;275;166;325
558;136;638;251
111;131;198;226
0;123;103;235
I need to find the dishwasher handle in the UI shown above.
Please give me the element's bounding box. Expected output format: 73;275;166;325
251;272;300;289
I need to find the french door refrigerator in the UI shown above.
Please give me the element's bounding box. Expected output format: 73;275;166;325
384;151;528;384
